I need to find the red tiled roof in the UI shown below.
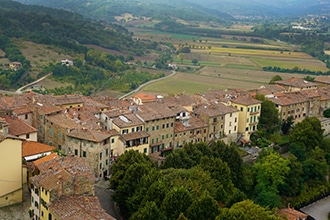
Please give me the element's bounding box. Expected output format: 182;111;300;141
4;115;37;136
49;195;116;220
22;141;54;157
33;153;59;167
133;93;156;102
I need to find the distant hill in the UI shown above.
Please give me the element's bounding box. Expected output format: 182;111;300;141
185;0;330;17
0;0;138;53
14;0;330;19
13;0;234;23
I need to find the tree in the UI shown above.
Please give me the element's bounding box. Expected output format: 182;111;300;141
281;116;294;134
177;53;183;64
323;108;330;118
254;150;290;207
130;201;164;220
186;191;220;220
161;187;192;220
217;200;281;220
279;155;303;197
255;95;280;134
289;117;324;151
304;75;315;82
269;75;282;84
192;58;198;65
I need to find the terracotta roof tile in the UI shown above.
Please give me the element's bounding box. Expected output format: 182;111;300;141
135;102;176;121
22;140;54;157
4;115;37;136
112;113;143;128
121;131;149;141
54;94;84;106
12;106;32;115
33;153;59;167
275;77;318;88
175;115;208;133
193;101;238;117
49;195;116;220
67;128;116;142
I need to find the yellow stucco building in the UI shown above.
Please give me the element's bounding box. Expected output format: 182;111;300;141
0;134;23;208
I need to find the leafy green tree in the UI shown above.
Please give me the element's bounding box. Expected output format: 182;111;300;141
217;200;281;220
192;58;198;65
269;75;282;84
110;150;155;190
302;147;328;182
289;117;324;151
323;108;330;118
281;116;294;134
256;95;280;134
161;187;192;220
279;155;304;196
254;150;290;207
304;75;315;82
186;191;220;220
210;142;244;190
130;201;164;220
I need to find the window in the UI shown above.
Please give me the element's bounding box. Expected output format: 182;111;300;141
111;138;114;143
144;148;147;153
213;118;217;123
100;163;102;169
100;152;102;160
26;134;30;139
106;149;109;156
49;128;53;136
146;127;149;132
245;127;249;131
74;149;78;156
106;159;109;165
39;126;43;133
83;140;87;146
247;108;250;112
171;122;174;127
58;133;62;139
156;125;159;130
83;151;86;157
132;128;135;132
162;124;165;129
166;134;168;138
34;201;38;207
230;113;232;117
162;135;164;140
166;123;169;128
122;129;128;134
58;145;62;150
234;126;237;131
152;126;155;131
235;117;237;122
25;114;28;119
240;107;243;111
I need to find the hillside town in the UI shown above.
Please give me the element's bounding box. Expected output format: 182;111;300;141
1;76;330;219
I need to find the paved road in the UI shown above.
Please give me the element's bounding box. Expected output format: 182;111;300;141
95;181;122;220
118;70;176;100
301;196;330;220
15;72;52;94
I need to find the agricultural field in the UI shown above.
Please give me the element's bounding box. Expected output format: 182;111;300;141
134;28;329;96
15;40;75;78
140;68;314;96
0;49;10;66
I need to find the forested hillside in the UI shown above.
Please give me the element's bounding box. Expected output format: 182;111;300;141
0;0;137;52
0;0;168;94
14;0;234;23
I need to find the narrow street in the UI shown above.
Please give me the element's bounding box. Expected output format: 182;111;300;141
95;180;122;220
